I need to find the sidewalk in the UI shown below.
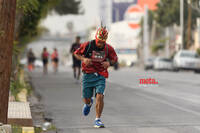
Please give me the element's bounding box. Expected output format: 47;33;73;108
7;69;35;133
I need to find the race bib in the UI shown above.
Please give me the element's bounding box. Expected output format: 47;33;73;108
91;51;106;62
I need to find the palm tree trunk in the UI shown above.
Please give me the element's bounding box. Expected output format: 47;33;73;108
0;0;16;124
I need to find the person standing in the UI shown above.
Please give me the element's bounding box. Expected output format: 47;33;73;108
27;48;36;71
74;27;118;128
70;36;81;81
51;48;59;73
41;47;49;74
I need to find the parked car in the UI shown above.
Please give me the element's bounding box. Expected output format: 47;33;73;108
144;57;155;70
173;50;200;72
153;57;173;70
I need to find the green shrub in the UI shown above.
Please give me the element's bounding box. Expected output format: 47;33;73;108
197;48;200;56
35;127;42;133
12;125;22;133
151;44;165;54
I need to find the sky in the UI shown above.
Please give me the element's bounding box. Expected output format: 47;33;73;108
41;0;100;35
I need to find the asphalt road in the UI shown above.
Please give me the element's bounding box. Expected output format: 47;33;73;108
30;66;200;133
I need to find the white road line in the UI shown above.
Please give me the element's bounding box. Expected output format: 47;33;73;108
135;90;200;117
108;78;200;105
108;80;200;117
79;128;112;133
194;126;200;131
137;127;177;133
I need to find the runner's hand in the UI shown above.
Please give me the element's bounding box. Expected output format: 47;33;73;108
83;58;92;66
101;61;110;69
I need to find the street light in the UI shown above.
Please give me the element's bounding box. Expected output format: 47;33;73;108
113;7;120;22
180;0;184;49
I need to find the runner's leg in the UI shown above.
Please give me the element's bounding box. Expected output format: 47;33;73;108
83;98;92;104
77;67;81;80
73;67;76;79
45;64;48;74
95;93;104;118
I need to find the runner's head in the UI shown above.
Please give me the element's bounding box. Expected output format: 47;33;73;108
76;36;80;43
95;27;108;48
29;48;33;52
43;47;47;52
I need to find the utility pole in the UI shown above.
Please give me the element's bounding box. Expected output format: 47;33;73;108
197;18;200;46
187;0;192;49
150;20;156;46
143;5;149;64
99;0;107;26
165;27;170;57
0;0;16;124
180;0;184;49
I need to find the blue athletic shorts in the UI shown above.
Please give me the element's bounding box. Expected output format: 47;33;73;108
82;73;106;98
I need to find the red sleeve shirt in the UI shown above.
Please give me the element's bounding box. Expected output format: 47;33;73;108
74;41;89;55
74;41;118;78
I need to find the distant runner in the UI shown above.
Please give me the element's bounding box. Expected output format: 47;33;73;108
41;47;49;74
70;36;81;82
74;26;118;128
27;48;36;71
51;48;59;73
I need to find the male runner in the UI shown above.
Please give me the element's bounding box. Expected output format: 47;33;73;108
27;48;36;71
70;36;81;81
74;26;118;128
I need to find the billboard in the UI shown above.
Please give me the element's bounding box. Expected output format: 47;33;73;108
112;0;159;23
112;0;138;22
110;0;160;64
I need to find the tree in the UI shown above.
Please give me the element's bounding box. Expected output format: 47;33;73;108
16;0;81;45
154;0;200;48
54;0;81;15
0;0;17;123
154;0;180;27
0;0;80;124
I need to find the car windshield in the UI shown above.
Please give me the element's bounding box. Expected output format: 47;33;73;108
180;52;199;58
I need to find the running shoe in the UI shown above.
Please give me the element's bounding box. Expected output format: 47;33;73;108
82;98;93;116
94;119;105;128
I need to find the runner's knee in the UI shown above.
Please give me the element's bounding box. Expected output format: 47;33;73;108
96;93;104;101
83;98;92;104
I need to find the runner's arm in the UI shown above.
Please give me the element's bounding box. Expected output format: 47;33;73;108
107;46;118;66
74;54;92;66
73;53;85;61
74;42;92;66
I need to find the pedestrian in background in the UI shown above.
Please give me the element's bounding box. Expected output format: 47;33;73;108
41;47;49;74
27;48;36;71
74;26;118;128
70;36;81;82
51;48;59;73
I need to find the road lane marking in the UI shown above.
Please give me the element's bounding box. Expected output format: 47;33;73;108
108;80;200;117
134;90;200;117
79;128;112;133
137;127;177;133
194;126;200;131
108;79;200;105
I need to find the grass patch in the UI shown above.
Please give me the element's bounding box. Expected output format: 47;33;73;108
10;79;25;101
48;125;57;131
12;125;22;133
34;127;42;133
10;69;32;101
197;48;200;56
